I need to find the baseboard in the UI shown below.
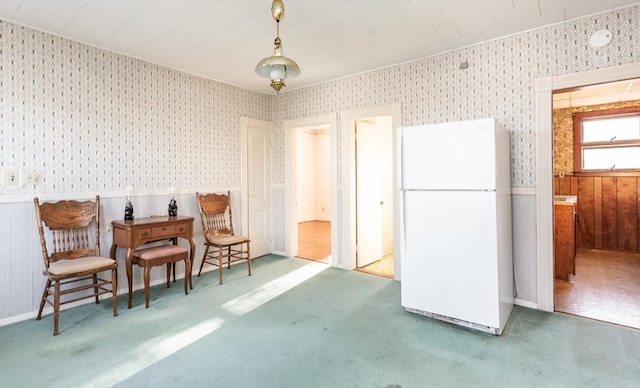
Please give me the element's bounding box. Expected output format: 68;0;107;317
514;298;538;309
0;272;195;327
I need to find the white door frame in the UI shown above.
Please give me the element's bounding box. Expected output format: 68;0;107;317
284;113;338;265
241;117;273;251
535;62;640;312
340;103;402;279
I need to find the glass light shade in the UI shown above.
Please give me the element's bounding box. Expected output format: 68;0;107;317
270;64;286;79
255;55;300;79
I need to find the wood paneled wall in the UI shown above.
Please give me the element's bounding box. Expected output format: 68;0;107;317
555;176;639;252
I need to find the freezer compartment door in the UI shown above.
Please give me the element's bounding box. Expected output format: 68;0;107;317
401;119;498;190
400;190;501;329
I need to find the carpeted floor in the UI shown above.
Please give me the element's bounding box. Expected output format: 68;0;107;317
0;255;638;388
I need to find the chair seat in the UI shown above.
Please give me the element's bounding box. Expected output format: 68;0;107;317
47;256;116;276
206;234;250;246
197;191;252;285
135;245;189;260
133;245;190;308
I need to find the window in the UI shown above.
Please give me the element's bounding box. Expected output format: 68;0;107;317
573;106;640;174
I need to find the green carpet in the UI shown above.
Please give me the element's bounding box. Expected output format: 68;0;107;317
0;255;638;387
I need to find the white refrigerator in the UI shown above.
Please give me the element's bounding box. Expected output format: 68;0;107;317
399;118;514;335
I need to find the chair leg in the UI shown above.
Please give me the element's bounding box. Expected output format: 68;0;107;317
166;263;171;288
172;262;177;283
198;246;209;276
183;257;190;295
227;246;231;269
93;273;100;304
144;266;151;308
218;247;224;285
188;257;193;291
53;281;61;336
111;267;118;317
36;279;51;321
247;242;252;276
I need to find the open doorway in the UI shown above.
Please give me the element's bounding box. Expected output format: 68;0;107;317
551;79;640;329
339;103;401;279
296;125;331;263
354;117;394;278
284;113;338;266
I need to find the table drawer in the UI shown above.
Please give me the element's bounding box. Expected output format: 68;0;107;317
152;225;176;238
175;223;189;235
137;228;152;240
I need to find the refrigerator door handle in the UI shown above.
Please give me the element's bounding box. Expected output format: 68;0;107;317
401;190;407;250
398;127;407;250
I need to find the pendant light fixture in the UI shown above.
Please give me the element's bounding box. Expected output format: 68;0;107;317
255;0;300;93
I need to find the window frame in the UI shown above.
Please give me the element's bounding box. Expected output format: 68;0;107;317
572;106;640;176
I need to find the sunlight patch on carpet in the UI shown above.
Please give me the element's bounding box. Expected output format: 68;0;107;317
222;261;329;315
81;318;224;387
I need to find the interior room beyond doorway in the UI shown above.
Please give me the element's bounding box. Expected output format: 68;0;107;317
297;221;331;263
295;125;331;264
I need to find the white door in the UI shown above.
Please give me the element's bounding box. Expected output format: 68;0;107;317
356;120;384;267
248;124;272;257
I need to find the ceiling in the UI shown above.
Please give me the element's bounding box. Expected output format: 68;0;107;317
1;0;638;94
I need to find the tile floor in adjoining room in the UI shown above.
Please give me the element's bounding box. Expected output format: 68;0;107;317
555;247;640;329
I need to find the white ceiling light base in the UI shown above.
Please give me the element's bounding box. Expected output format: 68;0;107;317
589;29;613;48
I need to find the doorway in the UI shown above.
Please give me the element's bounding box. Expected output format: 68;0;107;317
340;103;402;279
354;118;394;278
284;114;338;266
534;63;640;315
295;125;331;263
552;80;640;328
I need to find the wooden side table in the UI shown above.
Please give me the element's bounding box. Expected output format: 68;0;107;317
110;216;195;308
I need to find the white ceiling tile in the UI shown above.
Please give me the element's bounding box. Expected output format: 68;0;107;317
61;0;153;45
454;16;498;37
564;2;617;19
464;0;515;19
0;1;24;19
426;6;472;31
520;8;566;30
10;0;89;33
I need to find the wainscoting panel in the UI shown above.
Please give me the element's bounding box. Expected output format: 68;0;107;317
511;192;538;305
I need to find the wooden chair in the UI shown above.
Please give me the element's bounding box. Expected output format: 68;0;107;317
133;244;190;308
196;191;251;284
34;196;118;336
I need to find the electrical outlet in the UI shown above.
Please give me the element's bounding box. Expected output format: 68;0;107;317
1;167;22;189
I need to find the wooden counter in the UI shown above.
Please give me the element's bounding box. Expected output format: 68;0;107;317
554;201;577;280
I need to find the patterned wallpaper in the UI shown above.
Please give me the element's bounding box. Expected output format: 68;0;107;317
0;21;271;195
272;5;640;187
1;5;639;195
